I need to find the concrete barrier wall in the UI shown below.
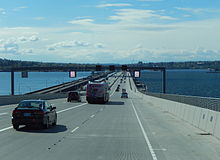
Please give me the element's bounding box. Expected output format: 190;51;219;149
143;93;220;139
145;92;220;112
0;93;67;106
131;86;220;139
214;112;220;138
130;78;220;139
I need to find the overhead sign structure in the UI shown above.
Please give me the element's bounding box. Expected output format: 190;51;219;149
69;71;76;78
109;65;115;71
21;71;28;78
121;65;127;71
96;65;102;71
134;71;140;78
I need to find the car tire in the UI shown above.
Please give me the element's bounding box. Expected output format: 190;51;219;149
13;124;19;130
52;115;57;126
43;118;49;129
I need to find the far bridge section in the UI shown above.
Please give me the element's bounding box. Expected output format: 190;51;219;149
26;72;114;94
0;72;119;106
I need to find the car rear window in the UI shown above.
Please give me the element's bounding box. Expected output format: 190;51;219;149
70;92;78;96
17;101;44;109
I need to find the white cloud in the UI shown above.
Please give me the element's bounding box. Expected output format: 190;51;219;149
29;35;39;41
18;36;28;42
16;35;40;42
0;13;220;63
0;40;19;55
13;6;28;11
48;40;90;51
175;7;220;14
21;49;33;54
33;17;45;20
0;8;6;15
48;47;55;51
74;41;90;47
95;43;104;48
109;9;177;23
96;3;132;8
137;0;162;1
68;19;94;25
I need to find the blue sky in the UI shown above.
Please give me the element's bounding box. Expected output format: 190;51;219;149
0;0;220;63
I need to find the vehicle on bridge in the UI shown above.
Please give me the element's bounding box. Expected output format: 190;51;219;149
86;81;109;104
12;100;57;130
67;91;81;102
121;92;128;98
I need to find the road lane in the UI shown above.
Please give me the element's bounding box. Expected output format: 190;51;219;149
0;73;120;132
0;74;122;160
34;90;154;160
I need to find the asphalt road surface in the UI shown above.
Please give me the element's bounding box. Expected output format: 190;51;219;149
1;72;220;160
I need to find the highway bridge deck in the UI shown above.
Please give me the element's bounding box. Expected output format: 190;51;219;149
0;74;220;160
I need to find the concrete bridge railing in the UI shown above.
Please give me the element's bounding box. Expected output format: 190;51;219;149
140;92;220;140
130;77;220;140
0;93;68;106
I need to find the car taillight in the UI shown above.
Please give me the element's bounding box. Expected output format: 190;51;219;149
12;110;20;115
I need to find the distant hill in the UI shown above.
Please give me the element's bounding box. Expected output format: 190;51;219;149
0;58;220;70
129;61;220;69
0;58;94;70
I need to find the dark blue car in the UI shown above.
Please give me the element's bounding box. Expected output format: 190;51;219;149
12;100;57;130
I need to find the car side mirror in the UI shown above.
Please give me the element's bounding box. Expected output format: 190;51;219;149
52;107;56;110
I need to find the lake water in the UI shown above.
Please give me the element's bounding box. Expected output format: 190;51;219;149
138;69;220;98
1;70;220;98
0;72;91;95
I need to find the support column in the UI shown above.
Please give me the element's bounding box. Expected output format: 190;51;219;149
11;70;14;95
162;69;166;94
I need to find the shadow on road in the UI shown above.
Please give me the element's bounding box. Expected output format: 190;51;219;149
106;101;124;105
17;124;67;133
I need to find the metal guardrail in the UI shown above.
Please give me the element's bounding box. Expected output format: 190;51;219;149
141;91;220;112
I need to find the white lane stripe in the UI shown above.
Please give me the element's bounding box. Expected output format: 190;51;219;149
0;103;88;133
0;112;8;116
0;105;16;109
110;90;116;97
130;100;158;160
71;127;79;133
90;114;95;118
0;126;13;132
57;103;87;114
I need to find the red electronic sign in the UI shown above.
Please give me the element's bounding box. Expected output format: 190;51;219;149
134;71;140;78
69;71;76;78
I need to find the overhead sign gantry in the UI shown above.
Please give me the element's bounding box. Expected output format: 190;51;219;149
7;65;166;95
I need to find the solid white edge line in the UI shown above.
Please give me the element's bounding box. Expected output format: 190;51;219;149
71;126;79;133
0;112;8;116
110;90;116;97
130;100;158;160
0;105;16;109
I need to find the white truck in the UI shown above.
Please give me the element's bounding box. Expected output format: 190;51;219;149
86;81;110;104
